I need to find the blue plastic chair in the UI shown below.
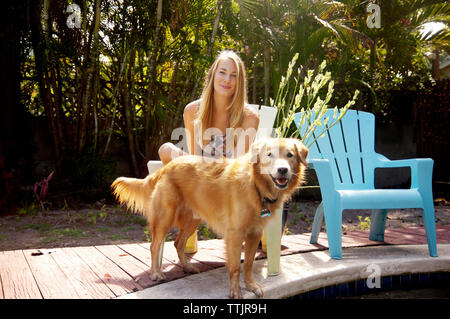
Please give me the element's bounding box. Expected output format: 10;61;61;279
293;109;438;259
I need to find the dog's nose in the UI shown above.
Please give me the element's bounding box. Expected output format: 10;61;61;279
277;167;288;175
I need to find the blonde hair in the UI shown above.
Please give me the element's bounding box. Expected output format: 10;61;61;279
196;50;248;146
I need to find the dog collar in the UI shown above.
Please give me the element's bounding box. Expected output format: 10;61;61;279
260;209;271;218
263;196;278;204
260;197;278;218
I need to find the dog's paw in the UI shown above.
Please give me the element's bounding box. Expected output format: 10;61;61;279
245;281;264;298
228;288;243;299
150;271;166;281
183;263;200;274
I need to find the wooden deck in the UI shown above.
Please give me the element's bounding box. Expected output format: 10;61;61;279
1;225;449;299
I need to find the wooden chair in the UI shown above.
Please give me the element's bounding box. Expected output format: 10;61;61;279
293;109;438;259
147;105;282;273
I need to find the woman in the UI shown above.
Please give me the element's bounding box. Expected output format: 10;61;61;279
159;50;259;163
158;50;260;251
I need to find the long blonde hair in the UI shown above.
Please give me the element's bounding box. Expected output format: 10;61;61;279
196;50;248;146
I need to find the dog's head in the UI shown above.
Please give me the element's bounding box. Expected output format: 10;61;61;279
250;138;308;190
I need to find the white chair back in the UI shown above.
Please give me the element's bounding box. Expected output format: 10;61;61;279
247;104;278;139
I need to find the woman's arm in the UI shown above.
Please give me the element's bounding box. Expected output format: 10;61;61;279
240;105;260;153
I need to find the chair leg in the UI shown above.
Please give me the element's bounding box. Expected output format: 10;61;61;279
369;209;388;242
310;202;324;244
322;203;343;260
422;200;438;257
416;159;438;257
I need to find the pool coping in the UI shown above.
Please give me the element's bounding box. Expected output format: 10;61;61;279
118;244;450;299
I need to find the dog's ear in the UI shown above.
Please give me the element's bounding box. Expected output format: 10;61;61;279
294;140;309;168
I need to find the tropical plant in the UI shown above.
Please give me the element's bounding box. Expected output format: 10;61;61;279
33;171;54;212
273;53;359;148
4;0;448;212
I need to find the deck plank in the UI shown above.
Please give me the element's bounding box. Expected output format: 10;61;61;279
436;225;450;241
72;246;142;296
197;239;227;258
50;247;115;299
0;250;42;299
281;234;322;253
390;227;427;243
94;244;156;289
0;273;3;299
183;240;226;269
344;230;381;245
23;249;81;299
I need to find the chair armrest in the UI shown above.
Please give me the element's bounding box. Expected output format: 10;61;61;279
308;159;338;197
375;156;433;189
147;160;164;174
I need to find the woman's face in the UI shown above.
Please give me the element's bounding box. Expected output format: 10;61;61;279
213;58;237;98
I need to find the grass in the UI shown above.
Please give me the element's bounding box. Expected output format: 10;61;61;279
107;234;130;241
41;228;87;244
97;226;110;233
17;223;52;233
53;228;86;237
6;205;152;248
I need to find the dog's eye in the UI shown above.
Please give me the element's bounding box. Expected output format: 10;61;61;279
267;152;273;157
287;152;293;158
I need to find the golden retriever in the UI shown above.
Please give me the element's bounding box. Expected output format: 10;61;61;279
111;138;308;298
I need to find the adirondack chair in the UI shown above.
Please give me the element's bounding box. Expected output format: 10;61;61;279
293;109;438;260
147;104;282;273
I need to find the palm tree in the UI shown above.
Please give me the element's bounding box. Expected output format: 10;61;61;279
232;0;368;104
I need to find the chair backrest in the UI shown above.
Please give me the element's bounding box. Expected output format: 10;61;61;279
294;109;377;189
248;104;278;139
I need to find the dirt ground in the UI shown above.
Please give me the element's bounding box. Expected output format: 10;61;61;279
0;200;449;251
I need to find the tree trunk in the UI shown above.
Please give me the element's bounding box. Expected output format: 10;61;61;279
432;49;440;81
78;0;101;153
252;66;257;104
103;51;128;156
122;75;139;177
0;1;34;212
29;0;64;173
145;0;163;157
263;45;270;105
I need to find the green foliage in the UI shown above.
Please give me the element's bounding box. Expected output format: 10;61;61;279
198;222;216;240
15;0;449;202
358;216;371;231
62;149;116;196
17;203;39;216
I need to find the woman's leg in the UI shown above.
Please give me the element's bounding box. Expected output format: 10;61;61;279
158;142;186;164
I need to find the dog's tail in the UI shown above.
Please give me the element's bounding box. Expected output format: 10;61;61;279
111;170;161;215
